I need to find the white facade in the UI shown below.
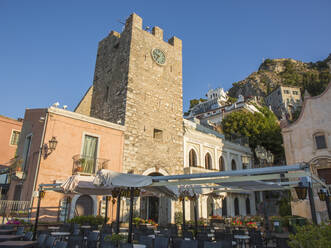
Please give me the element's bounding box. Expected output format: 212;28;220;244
183;119;256;219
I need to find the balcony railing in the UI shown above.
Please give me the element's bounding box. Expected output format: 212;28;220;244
184;165;219;174
72;155;110;175
0;200;30;217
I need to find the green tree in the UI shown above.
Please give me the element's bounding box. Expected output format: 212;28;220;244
221;106;284;163
189;98;207;109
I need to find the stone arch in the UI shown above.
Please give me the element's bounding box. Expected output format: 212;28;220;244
234;197;240;216
205;153;213;170
219;156;225;171
189;149;197;167
142;167;169;176
222;197;227;217
207;196;214;217
231;159;237;171
69;195;97;219
141;168;170;225
246;197;251;215
75;195;93;216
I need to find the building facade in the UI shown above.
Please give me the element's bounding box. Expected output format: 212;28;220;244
7;107;124;222
183;119;256;219
265;86;302;119
0;115;22;199
282;82;331;223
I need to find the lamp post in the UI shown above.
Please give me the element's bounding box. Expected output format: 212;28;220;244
255;145;274;233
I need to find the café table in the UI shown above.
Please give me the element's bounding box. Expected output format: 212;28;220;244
234;235;250;248
133;245;146;248
50;232;70;241
0;240;38;247
0;230;15;235
48;226;60;231
0;235;24;242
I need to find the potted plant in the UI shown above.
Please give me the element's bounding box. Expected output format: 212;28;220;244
270;216;282;233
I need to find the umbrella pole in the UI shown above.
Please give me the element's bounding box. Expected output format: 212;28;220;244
182;198;186;230
116;194;121;234
193;199;198;238
128;187;134;244
104;196;109;226
33;188;42;240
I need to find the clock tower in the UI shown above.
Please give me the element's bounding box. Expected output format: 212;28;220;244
90;13;183;223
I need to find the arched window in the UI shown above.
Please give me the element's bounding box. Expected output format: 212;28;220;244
246;198;251;215
219;156;225;171
231;159;236;171
189;149;197;167
205;153;212;170
234;198;240;216
222;197;227;217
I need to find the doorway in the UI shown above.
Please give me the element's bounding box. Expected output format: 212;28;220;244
75;195;93;216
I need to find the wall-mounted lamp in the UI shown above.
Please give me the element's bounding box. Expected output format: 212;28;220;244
43;136;58;159
294;182;308;200
318;189;327;201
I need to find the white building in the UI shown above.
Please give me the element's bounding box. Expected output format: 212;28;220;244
186;88;260;125
183;119;256;219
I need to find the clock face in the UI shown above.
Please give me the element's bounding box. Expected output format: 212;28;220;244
151;48;166;65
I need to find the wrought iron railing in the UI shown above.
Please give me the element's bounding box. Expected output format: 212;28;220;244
72;155;110;175
0;200;30;217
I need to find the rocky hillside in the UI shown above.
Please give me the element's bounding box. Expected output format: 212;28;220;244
228;54;331;99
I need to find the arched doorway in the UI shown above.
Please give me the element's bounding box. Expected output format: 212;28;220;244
222;197;227;217
234;198;240;216
231;159;237;170
141;172;163;223
207;196;214;217
75;195;93;216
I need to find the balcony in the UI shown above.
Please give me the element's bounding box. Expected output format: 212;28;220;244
72;155;110;175
184;165;219;174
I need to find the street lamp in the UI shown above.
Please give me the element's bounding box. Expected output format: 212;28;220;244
43;136;58;159
318;189;326;201
317;188;331;219
294;182;308;200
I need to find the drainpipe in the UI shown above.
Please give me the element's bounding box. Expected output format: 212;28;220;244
30;111;49;218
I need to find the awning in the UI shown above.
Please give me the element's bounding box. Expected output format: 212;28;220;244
56;171;177;199
93;169;152;188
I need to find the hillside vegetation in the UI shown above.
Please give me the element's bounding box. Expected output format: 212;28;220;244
228;54;331;99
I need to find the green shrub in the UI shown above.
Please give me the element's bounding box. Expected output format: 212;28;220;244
68;215;106;226
288;224;331;248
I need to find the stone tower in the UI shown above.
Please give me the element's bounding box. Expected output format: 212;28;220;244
90;13;184;178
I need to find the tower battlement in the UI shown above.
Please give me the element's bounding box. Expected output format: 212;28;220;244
105;13;181;47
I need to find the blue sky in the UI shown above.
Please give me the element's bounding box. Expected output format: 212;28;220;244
1;0;330;119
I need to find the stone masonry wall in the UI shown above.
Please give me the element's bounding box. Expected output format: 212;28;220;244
91;13;184;176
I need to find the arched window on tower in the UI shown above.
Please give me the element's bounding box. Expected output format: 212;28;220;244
246;197;251;215
219;156;225;171
189;149;197;167
205;153;212;170
231;159;237;171
234;198;240;216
